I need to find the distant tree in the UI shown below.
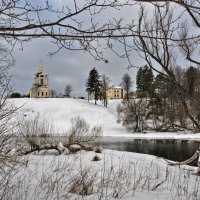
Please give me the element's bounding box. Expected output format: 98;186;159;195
85;68;101;105
57;93;64;98
154;74;173;99
117;100;147;132
101;74;110;107
64;84;73;98
51;89;57;98
78;97;85;100
22;93;30;98
10;92;21;98
136;65;154;98
120;73;133;102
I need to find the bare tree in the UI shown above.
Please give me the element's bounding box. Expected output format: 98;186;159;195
120;73;133;102
134;0;199;28
0;1;198;66
0;44;20;199
117;100;147;132
0;0;138;62
64;84;73;98
18;115;102;155
100;74;110;107
0;1;198;60
106;2;199;131
51;89;57;98
67;116;102;149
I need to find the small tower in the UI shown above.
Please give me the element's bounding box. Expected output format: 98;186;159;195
38;62;43;73
30;62;51;98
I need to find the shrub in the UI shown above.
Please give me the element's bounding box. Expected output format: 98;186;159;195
69;168;97;195
67;116;102;147
10;92;21;98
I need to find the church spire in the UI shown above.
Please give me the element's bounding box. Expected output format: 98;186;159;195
38;61;43;73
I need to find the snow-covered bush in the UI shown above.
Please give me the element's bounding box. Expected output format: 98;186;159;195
67;116;102;148
18;114;57;152
18;115;102;155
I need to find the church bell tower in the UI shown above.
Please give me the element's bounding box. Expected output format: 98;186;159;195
30;62;51;98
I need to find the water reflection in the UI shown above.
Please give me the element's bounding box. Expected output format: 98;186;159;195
98;137;200;165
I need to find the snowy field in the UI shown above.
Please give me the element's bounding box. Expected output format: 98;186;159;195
3;98;200;200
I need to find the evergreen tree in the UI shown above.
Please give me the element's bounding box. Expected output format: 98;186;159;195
154;74;176;99
85;68;101;105
136;65;154;98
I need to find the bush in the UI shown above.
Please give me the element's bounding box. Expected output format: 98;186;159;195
18;115;102;155
67;116;102;146
17;114;57;152
69;168;97;195
10;92;21;98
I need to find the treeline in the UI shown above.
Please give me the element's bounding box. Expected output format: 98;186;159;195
117;65;200;132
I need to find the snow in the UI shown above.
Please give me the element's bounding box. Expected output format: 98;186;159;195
3;98;200;199
10;98;200;140
6;149;200;200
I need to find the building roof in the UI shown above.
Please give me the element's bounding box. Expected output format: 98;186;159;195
110;86;123;89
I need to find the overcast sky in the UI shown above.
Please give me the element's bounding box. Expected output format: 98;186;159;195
9;1;192;98
11;38;144;98
9;1;148;98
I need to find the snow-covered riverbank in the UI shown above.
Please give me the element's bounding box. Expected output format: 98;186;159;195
5;149;199;200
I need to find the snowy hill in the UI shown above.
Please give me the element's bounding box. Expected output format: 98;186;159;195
10;98;126;136
9;98;200;140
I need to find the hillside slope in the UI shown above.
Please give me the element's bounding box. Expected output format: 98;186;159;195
10;98;126;136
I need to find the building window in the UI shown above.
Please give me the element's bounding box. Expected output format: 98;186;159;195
46;92;48;96
41;92;44;96
40;79;44;85
38;92;39;96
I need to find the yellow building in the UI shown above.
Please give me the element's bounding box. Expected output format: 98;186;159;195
106;86;126;100
30;63;51;98
89;86;126;100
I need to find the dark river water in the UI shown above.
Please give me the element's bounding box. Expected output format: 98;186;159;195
97;137;200;165
27;135;200;166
